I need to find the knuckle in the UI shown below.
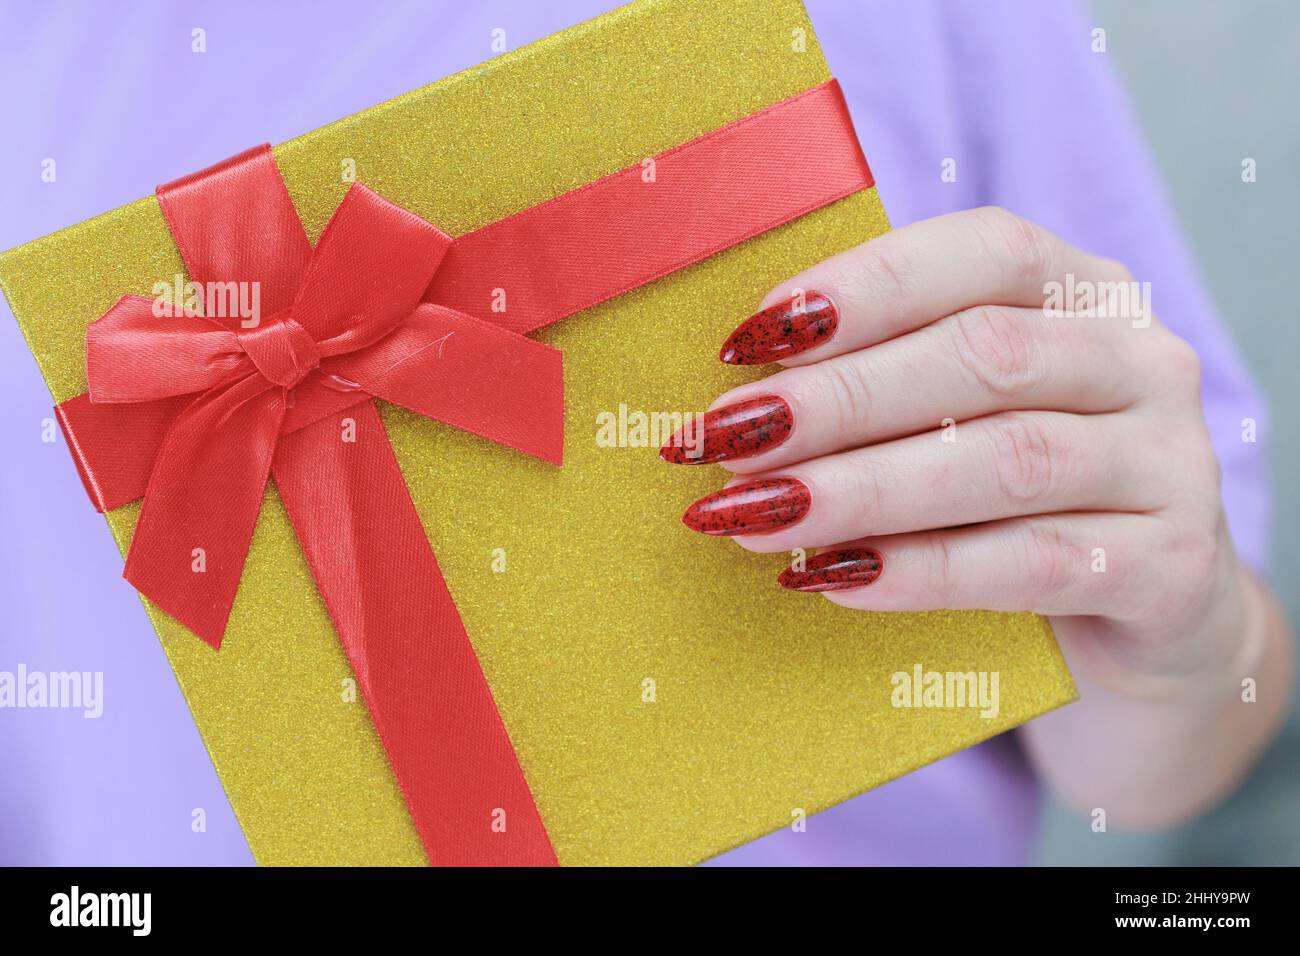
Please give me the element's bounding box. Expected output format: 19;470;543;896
1123;318;1166;364
850;457;888;524
860;237;921;304
1183;531;1220;589
1022;520;1080;602
1179;507;1223;584
949;306;1042;398
988;414;1060;505
1146;419;1221;512
922;531;958;604
816;356;875;438
1179;422;1222;496
971;206;1053;285
1203;442;1223;493
1158;333;1203;394
1097;256;1134;284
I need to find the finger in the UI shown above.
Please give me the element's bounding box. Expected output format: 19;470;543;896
684;304;1149;473
719;206;1129;367
787;513;1164;621
681;410;1165;552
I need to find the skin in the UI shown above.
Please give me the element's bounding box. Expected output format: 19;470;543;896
708;206;1294;830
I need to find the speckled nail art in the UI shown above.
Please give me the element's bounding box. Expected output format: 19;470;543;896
719;292;839;365
681;477;810;536
660;395;793;464
778;548;883;592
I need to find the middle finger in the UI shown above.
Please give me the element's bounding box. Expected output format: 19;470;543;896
680;409;1164;551
661;305;1149;471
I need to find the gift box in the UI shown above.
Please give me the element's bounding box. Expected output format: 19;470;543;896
0;0;1075;865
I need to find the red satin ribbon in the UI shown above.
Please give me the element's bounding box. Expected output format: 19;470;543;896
54;79;872;866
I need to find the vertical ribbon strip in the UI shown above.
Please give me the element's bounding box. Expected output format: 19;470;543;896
168;148;562;865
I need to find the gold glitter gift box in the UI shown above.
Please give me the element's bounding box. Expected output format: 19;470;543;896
0;0;1075;865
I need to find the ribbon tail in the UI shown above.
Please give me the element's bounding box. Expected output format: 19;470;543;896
290;184;452;350
124;374;283;648
272;400;558;866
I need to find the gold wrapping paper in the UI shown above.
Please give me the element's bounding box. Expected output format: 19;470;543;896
0;0;1076;865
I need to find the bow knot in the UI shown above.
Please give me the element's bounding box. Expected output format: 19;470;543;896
236;309;322;390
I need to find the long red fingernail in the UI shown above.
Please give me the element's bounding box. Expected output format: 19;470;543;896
681;477;810;536
778;548;883;592
660;395;793;465
719;292;839;365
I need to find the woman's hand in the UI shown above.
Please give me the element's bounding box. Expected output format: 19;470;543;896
665;207;1293;827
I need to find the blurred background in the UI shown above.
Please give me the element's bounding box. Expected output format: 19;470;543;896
1039;0;1300;865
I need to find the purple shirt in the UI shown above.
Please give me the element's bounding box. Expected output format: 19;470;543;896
0;0;1271;866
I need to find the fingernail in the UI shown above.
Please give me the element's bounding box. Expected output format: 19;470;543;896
778;548;883;592
681;477;810;536
719;292;839;365
660;395;793;465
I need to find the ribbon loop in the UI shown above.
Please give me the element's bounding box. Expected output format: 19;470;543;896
87;295;248;404
291;184;454;353
333;304;565;464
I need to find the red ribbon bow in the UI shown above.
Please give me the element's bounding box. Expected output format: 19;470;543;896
90;149;564;645
85;145;565;865
52;80;873;866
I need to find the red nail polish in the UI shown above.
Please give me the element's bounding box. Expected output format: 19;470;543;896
719;292;839;365
681;477;810;536
778;548;883;592
660;395;793;465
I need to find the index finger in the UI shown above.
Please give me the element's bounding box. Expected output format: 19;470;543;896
720;206;1131;367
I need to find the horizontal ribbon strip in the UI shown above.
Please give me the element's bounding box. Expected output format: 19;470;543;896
52;78;873;866
427;79;872;334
